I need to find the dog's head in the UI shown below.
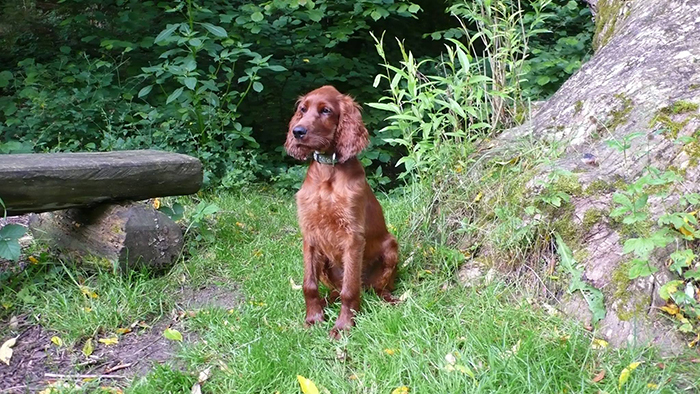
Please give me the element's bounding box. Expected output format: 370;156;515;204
285;85;369;163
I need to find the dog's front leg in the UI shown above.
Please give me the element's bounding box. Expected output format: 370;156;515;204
330;234;364;338
303;240;324;326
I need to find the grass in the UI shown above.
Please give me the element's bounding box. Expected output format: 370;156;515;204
2;188;699;393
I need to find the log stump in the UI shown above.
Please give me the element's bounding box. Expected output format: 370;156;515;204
29;203;183;273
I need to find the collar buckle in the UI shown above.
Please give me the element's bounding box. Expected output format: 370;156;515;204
313;151;337;166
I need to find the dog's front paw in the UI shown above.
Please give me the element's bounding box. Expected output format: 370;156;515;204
329;316;354;339
304;311;325;327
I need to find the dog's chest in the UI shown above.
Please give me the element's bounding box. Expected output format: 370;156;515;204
296;181;354;254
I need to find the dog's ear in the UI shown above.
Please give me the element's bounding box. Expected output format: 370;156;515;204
285;100;308;160
336;95;369;162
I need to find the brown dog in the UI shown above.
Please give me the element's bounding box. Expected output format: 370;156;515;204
285;86;399;338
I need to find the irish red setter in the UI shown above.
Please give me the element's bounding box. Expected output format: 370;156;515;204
285;85;399;338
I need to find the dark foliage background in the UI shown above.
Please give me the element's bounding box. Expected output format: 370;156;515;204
0;0;593;189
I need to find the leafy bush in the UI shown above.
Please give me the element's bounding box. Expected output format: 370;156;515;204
0;0;593;188
430;0;594;100
369;0;551;179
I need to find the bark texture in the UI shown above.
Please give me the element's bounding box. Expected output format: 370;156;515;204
501;0;700;350
29;203;183;272
0;150;202;216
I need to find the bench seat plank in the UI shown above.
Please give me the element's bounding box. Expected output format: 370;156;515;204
0;150;202;216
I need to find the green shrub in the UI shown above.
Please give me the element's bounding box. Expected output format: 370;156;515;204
369;0;551;179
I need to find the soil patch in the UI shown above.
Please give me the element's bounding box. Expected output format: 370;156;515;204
0;284;241;392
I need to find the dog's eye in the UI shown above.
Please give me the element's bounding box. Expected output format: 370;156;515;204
321;107;332;114
300;106;307;113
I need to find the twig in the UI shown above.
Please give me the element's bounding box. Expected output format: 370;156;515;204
44;373;126;379
104;362;133;374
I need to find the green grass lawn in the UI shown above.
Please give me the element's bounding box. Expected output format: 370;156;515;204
2;189;698;393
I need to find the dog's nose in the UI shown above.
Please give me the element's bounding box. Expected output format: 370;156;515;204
292;126;307;139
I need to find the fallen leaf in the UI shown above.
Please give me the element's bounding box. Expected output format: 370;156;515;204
659;304;680;316
591;338;608;349
592;369;605;383
297;375;320;394
647;383;659;389
391;386;409;394
82;338;93;357
116;327;132;335
164;328;183;342
152;198;161;209
198;367;212;383
618;361;642;389
98;336;119;346
51;336;64;347
79;285;99;299
0;337;17;365
384;348;398;355
99;387;123;394
289;277;302;290
335;348;347;361
689;334;700;348
28;256;39;264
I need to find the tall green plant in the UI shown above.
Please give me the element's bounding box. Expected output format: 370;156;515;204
369;32;492;179
369;0;551;179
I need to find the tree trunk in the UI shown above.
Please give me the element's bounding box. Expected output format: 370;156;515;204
498;0;700;350
28;203;183;273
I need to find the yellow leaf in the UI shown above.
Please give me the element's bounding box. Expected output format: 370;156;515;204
79;285;99;299
473;192;483;203
679;226;694;237
0;337;17;365
51;336;64;347
116;327;132;335
98;336;119;346
660;304;680;316
99;388;123;394
28;256;39;264
591;338;608;349
689;334;700;348
152;198;161;209
384;348;398;355
296;375;319;394
618;362;642;389
391;386;409;394
82;338;93;357
647;383;658;389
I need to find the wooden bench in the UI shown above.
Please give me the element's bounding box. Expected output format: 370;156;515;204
0;150;203;272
